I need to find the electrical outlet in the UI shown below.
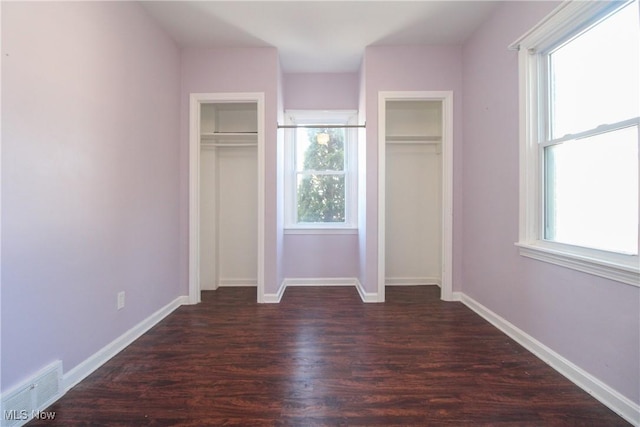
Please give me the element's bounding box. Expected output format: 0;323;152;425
117;291;125;310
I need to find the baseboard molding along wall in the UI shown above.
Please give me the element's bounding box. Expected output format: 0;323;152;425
385;277;441;286
217;279;257;287
6;289;635;426
264;277;380;303
202;279;258;291
1;295;188;427
355;279;380;302
263;281;287;303
458;293;639;426
63;295;188;391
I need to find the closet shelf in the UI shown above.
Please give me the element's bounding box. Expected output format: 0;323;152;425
386;135;441;143
201;141;257;148
201;132;258;141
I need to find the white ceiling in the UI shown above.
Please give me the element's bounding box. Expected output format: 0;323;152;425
140;1;501;73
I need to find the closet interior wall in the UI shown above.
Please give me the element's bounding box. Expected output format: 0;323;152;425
200;103;258;290
385;100;442;286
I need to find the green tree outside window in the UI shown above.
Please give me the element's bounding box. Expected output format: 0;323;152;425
297;128;345;222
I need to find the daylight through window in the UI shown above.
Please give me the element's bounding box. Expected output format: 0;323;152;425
514;0;639;285
542;0;639;254
295;127;346;223
284;111;358;230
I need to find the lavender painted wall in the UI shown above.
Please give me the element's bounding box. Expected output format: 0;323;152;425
281;73;360;279
1;2;181;392
179;47;280;294
283;73;359;111
362;45;464;294
283;235;360;279
461;0;640;404
3;0;635;413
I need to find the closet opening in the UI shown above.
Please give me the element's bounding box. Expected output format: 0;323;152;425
378;92;453;302
188;93;265;304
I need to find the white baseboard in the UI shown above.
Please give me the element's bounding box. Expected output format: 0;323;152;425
282;277;359;287
459;293;640;426
265;278;381;303
263;281;286;303
62;295;188;391
354;278;380;302
385;277;441;286
1;295;188;427
217;279;257;287
10;289;633;424
202;279;258;291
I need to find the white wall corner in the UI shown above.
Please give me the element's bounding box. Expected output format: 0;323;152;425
62;295;188;391
459;293;640;426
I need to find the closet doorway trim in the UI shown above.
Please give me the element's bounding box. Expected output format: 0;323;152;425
188;92;265;304
377;91;454;302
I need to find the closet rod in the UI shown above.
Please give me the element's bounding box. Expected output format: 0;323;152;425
277;124;366;129
386;141;440;145
201;143;257;147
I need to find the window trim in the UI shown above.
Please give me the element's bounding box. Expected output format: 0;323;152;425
283;110;358;233
512;0;639;287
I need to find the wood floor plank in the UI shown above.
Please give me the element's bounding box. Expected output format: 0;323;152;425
27;286;630;426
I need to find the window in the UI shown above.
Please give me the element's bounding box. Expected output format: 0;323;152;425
512;0;639;286
284;110;358;232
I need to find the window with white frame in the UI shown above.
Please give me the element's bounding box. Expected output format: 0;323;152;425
284;110;358;232
513;0;639;286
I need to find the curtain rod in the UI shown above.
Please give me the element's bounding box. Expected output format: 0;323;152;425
277;124;366;129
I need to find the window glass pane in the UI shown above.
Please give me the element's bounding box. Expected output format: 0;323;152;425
544;126;639;254
295;128;345;172
297;174;345;223
549;1;639;139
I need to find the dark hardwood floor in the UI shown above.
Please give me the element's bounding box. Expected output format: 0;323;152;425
29;286;629;426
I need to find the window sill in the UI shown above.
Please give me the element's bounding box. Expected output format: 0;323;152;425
284;227;358;235
515;241;639;287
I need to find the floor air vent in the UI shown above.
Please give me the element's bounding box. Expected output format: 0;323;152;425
1;361;62;427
